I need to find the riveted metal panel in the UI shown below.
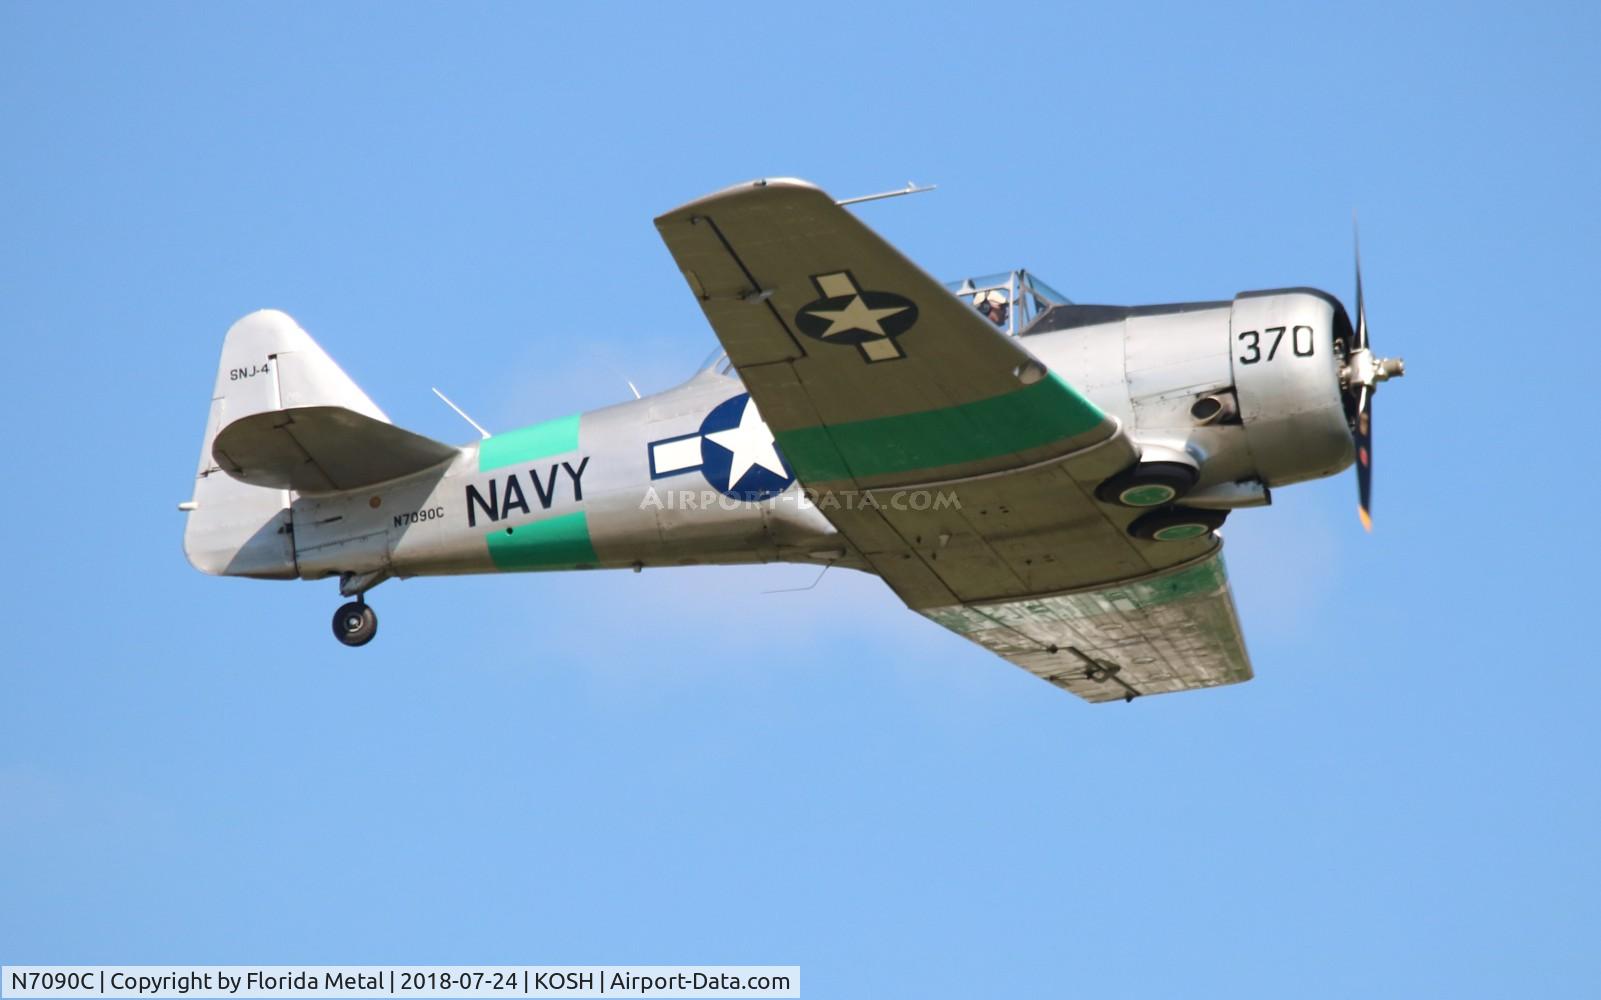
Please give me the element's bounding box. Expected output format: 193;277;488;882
1124;305;1233;429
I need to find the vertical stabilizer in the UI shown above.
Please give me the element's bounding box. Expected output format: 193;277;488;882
183;310;383;577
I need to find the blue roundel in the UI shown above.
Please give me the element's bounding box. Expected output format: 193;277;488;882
698;393;796;500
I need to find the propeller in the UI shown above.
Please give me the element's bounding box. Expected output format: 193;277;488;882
1342;219;1405;531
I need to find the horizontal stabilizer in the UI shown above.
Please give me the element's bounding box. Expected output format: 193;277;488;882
213;405;459;493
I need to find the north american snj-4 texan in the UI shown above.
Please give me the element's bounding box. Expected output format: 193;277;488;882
182;178;1404;703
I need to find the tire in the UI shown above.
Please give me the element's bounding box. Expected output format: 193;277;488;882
1128;506;1227;542
332;601;378;647
1096;461;1199;508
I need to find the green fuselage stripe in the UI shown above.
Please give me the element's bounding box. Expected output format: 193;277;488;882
485;510;598;570
773;374;1105;483
479;413;580;472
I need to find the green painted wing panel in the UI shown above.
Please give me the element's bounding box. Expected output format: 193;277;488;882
774;374;1104;484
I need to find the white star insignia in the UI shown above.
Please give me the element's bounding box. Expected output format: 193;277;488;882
704;398;788;489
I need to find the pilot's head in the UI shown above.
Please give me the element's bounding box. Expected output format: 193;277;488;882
978;289;1009;326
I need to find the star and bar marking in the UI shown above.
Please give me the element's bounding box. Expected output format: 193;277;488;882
648;392;795;501
793;271;919;363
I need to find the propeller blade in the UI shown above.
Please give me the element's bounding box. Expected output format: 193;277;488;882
1355;386;1373;531
1353;216;1368;351
1349;213;1381;530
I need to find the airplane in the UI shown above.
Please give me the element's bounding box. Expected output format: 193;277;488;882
181;178;1404;703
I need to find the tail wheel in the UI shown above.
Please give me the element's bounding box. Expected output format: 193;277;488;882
1096;461;1199;508
332;601;378;647
1129;506;1227;542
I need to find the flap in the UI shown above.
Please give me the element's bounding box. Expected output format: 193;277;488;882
212;405;458;493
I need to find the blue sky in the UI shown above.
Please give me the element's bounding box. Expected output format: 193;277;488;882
3;2;1598;996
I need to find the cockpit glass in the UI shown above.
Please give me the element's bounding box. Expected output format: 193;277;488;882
943;269;1072;335
697;349;736;376
1026;275;1071;308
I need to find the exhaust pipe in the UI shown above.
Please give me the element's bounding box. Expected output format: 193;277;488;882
1190;391;1238;426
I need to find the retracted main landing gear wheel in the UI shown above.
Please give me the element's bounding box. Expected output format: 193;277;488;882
1129;506;1227;542
332;600;378;647
1096;461;1199;509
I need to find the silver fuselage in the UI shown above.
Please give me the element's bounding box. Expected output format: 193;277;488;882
224;288;1351;588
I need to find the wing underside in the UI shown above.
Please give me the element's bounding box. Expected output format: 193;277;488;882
921;552;1252;703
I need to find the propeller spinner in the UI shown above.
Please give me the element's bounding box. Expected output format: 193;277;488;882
1340;222;1405;531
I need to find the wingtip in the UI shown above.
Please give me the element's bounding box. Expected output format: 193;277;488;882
654;177;828;224
1358;507;1373;532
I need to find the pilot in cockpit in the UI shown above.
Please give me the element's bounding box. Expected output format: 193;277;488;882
976;289;1010;327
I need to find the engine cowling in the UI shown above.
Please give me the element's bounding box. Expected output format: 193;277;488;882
1025;286;1357;503
1228;288;1355;487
